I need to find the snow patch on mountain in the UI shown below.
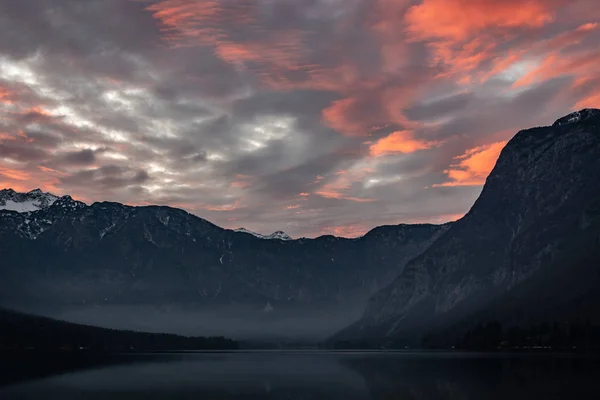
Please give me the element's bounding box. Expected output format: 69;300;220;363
234;227;292;240
553;108;600;126
0;188;59;213
99;223;116;239
1;200;41;213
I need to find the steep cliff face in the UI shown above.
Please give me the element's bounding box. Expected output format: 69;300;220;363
0;194;449;339
335;109;600;342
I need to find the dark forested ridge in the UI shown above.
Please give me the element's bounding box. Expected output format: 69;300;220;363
0;308;238;352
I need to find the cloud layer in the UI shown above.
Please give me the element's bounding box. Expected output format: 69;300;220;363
1;0;598;237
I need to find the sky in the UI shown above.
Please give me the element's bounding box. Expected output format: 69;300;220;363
0;0;599;238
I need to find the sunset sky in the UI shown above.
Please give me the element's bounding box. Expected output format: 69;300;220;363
1;0;599;238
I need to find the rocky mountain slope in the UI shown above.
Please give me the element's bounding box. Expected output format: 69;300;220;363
333;109;600;344
0;192;449;339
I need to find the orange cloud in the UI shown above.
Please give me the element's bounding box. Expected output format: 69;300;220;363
0;132;17;142
406;212;466;224
540;22;600;52
405;0;555;42
319;224;369;238
142;0;325;90
218;31;306;67
314;168;375;203
369;0;412;73
314;185;346;200
574;85;600;109
0;181;32;193
370;130;438;156
148;0;384;94
201;201;240;212
514;47;600;88
321;93;395;137
401;0;582;85
0;167;31;181
142;0;227;47
322;98;368;136
321;84;419;137
427;36;497;80
427;14;600;87
314;189;374;203
0;163;63;194
145;0;420;141
436;141;507;187
0;86;16;105
144;0;428;138
18;130;34;143
24;107;52;117
315;185;355;201
38;166;69;177
230;174;253;189
231;181;251;189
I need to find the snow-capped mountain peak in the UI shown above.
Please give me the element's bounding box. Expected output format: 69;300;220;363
267;231;293;240
553;108;600;126
0;188;60;213
234;227;292;240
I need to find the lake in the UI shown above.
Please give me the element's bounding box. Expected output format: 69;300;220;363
1;351;599;399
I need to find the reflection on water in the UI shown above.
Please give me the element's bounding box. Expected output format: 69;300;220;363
1;351;600;399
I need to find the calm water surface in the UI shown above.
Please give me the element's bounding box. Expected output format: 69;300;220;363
1;351;599;399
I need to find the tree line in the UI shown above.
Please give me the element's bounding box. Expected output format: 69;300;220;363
0;308;238;352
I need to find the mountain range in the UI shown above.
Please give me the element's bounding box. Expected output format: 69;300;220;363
0;189;448;340
1;108;599;345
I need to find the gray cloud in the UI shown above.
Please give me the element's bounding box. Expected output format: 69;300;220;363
61;149;96;165
0;0;598;237
0;142;48;163
60;165;151;190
